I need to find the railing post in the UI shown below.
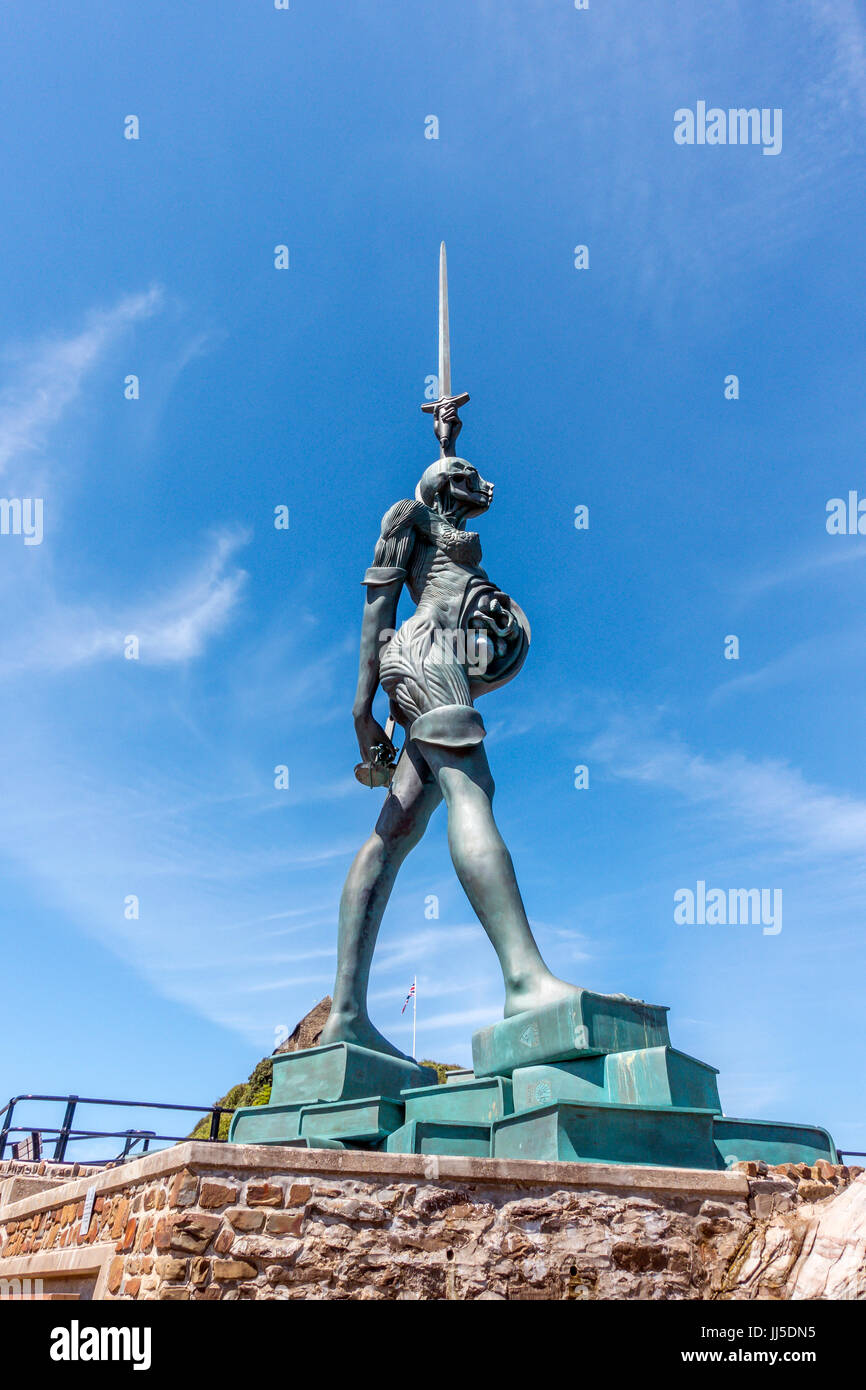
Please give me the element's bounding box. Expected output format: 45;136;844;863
208;1109;222;1142
53;1097;77;1162
0;1099;15;1159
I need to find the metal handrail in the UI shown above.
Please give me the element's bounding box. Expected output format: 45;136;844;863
0;1094;235;1163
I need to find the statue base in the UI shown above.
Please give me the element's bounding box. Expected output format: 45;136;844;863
471;992;670;1078
492;1099;718;1168
511;1046;722;1113
386;1119;492;1158
228;1043;435;1146
229;1005;836;1170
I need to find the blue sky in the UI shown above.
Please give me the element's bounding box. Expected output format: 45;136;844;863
1;1;864;1157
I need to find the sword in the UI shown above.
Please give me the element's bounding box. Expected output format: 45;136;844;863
420;242;469;456
357;245;470;792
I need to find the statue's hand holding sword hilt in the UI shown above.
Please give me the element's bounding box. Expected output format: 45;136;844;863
353;710;397;788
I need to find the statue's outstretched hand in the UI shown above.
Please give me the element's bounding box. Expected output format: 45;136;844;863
354;711;396;766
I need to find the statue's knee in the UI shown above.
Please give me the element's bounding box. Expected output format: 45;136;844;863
355;831;388;875
372;814;421;863
437;759;494;804
469;766;495;801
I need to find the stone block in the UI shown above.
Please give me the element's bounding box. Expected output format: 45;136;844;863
269;1043;436;1107
229;1042;433;1146
168;1213;221;1254
713;1118;837;1170
155;1256;188;1281
200;1180;239;1209
228;1103;303;1146
512;1046;721;1113
386;1119;491;1158
299;1095;404;1144
226;1207;265;1232
265;1211;304;1236
492;1100;719;1169
279;1136;345;1150
472;992;670;1078
246;1182;284;1207
167;1171;198;1209
403;1076;512;1126
212;1259;258;1281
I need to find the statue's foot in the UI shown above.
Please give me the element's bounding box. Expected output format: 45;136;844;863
319;1009;415;1063
503;972;583;1019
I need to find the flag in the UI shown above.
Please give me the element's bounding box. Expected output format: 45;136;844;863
401;981;416;1014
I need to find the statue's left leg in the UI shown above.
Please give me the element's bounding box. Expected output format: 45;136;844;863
320;739;443;1060
419;737;581;1019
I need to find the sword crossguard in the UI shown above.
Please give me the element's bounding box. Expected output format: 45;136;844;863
420;391;470;457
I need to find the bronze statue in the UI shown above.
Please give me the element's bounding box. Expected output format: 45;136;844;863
320;245;580;1060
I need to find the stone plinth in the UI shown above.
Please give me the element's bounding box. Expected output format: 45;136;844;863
0;1143;862;1301
472;993;670;1078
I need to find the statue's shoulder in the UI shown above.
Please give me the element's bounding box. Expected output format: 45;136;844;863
379;498;433;539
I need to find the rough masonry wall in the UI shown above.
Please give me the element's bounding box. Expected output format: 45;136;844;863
0;1145;862;1300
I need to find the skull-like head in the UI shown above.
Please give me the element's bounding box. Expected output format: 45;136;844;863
414;457;494;520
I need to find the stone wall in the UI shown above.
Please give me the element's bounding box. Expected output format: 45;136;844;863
0;1158;102;1210
0;1143;861;1300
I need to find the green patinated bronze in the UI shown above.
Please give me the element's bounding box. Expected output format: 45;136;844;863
269;1042;434;1107
713;1118;837;1168
231;1026;837;1169
402;1076;512;1126
232;249;839;1173
386;1119;492;1158
472;993;670;1079
511;1047;721;1114
280;1137;346;1150
492;1101;719;1168
229;1102;304;1146
228;1042;431;1145
299;1095;405;1145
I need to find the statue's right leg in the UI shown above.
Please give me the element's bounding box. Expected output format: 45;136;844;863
414;719;581;1021
320;739;443;1060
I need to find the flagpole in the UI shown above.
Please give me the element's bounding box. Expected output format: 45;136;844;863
412;974;417;1059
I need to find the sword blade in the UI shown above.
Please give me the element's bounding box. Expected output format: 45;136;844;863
438;241;451;399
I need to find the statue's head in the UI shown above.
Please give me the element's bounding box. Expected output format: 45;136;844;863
415;456;493;520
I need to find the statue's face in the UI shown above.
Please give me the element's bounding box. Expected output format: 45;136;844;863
442;459;493;518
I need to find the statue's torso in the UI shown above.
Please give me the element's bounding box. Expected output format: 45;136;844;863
379;516;530;723
406;521;491;629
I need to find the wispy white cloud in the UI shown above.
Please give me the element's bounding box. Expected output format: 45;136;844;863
589;713;866;860
709;630;862;704
373;924;483;972
0;287;163;472
1;527;249;675
390;1006;496;1035
732;542;866;604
